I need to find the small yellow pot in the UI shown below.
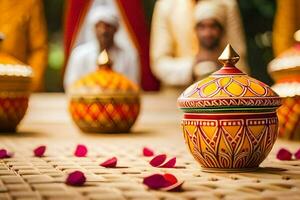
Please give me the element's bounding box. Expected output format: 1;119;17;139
68;50;140;133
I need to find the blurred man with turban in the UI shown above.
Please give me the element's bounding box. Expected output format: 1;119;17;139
150;0;248;86
64;6;139;88
0;0;48;91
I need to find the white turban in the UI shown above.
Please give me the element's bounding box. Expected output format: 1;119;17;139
87;6;119;28
194;0;226;28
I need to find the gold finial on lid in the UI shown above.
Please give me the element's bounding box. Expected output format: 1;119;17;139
218;44;240;65
97;50;111;66
294;30;300;42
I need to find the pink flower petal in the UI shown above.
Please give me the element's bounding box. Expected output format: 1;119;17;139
149;154;167;167
163;173;178;186
277;148;292;160
143;147;154;157
0;149;8;159
295;149;300;160
66;170;86;186
100;157;117;168
143;174;169;189
34;145;46;157
74;144;88;157
161;180;184;192
160;157;176;168
0;149;12;159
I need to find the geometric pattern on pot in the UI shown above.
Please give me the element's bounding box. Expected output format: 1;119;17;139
182;112;278;170
69;97;140;133
277;96;300;140
0;96;29;132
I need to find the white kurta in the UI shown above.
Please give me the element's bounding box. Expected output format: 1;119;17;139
64;41;139;89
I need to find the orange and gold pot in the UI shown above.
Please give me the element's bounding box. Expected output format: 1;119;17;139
268;34;300;140
68;50;140;133
178;45;281;172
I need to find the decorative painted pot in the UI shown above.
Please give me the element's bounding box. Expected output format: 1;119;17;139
268;32;300;140
178;45;281;172
0;36;32;132
68;50;140;133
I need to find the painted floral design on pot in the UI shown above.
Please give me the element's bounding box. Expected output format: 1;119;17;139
178;45;281;172
68;50;140;133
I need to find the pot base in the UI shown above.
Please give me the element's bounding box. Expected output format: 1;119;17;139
201;167;258;173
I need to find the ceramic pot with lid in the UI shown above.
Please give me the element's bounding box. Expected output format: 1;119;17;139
0;34;32;132
178;45;281;172
68;50;140;133
268;31;300;140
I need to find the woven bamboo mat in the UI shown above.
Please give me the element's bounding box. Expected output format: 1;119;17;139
0;93;299;200
0;138;300;200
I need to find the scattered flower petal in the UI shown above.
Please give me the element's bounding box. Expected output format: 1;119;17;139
143;147;154;157
100;157;117;168
161;180;184;192
74;144;88;157
295;149;300;160
149;154;167;167
66;171;86;186
160;157;176;168
143;173;184;191
34;145;46;157
163;173;178;186
143;174;169;189
0;149;12;159
277;148;292;160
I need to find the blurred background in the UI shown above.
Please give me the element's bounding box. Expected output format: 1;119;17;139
44;0;275;92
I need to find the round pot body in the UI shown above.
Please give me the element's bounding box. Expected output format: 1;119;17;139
277;96;300;140
0;53;32;132
182;111;278;172
69;95;140;133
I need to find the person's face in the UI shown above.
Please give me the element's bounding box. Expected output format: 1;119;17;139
195;18;223;50
95;21;117;49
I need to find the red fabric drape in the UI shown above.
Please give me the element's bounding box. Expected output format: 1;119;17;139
63;0;92;75
115;0;160;91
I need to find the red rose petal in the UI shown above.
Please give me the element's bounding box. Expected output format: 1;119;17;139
143;147;154;157
160;157;176;168
0;149;8;159
277;148;292;160
34;145;46;157
295;149;300;160
66;170;86;186
149;154;167;167
143;174;169;189
74;144;88;157
100;157;117;168
163;173;178;186
161;180;184;192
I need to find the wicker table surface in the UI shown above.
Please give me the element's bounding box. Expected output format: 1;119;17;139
0;91;300;200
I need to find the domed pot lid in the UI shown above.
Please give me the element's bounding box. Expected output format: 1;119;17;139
268;30;300;75
178;44;281;113
0;34;32;78
68;50;139;98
